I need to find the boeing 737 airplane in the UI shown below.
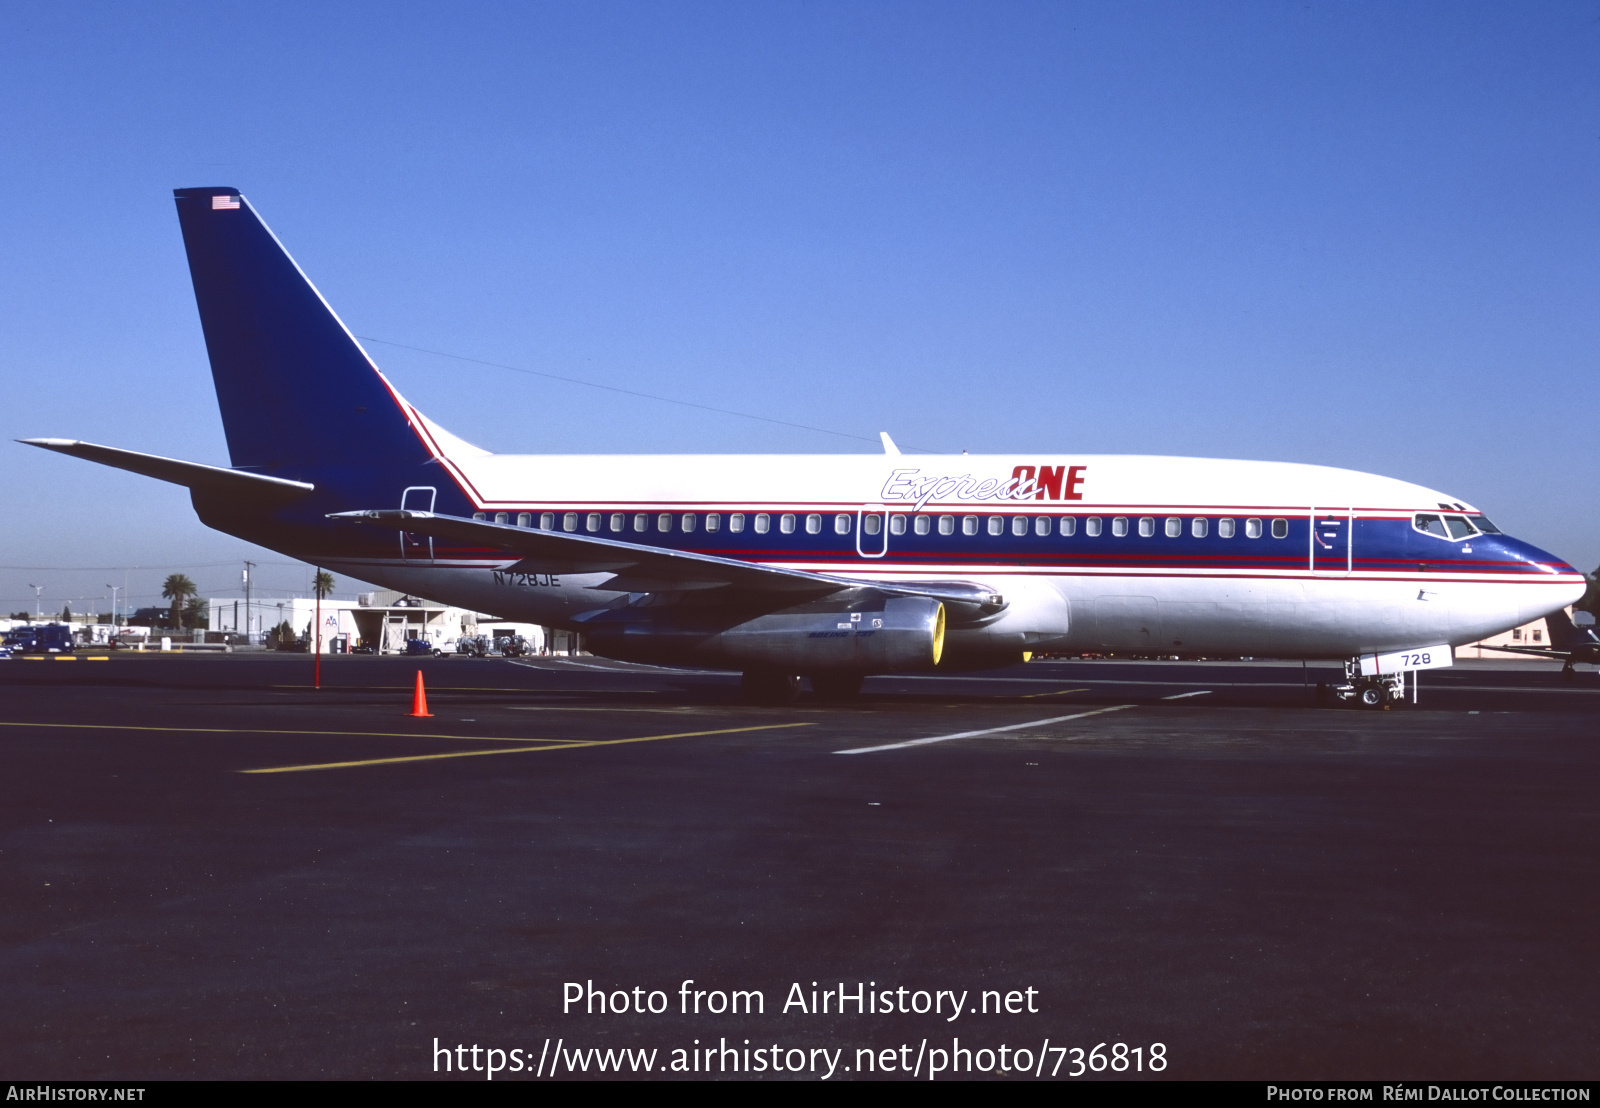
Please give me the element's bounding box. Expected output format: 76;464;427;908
22;188;1588;705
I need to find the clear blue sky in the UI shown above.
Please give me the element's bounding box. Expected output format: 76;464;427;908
3;1;1597;616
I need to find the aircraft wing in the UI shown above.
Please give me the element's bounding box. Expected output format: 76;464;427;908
20;439;314;500
331;509;1005;614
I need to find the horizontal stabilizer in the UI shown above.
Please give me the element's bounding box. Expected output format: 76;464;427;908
20;439;314;500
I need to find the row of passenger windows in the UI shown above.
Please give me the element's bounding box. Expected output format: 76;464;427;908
473;511;1294;540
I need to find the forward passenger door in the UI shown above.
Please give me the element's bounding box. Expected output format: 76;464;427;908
1309;507;1352;575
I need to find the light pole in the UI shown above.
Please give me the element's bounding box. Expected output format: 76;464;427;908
243;561;255;641
314;566;322;688
27;584;41;620
107;584;120;630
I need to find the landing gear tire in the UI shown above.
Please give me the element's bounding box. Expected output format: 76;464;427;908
810;672;864;702
741;671;801;705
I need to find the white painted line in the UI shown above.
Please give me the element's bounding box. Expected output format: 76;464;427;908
613;660;737;675
509;658;732;675
508;657;629;672
886;674;1600;696
835;704;1135;755
884;674;1324;689
1161;690;1212;700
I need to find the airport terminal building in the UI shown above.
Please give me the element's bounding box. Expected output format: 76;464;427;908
206;589;547;654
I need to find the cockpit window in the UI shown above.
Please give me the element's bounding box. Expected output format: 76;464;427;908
1472;516;1501;534
1415;513;1482;540
1413;514;1449;539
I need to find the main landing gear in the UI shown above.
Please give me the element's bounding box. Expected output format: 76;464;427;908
810;672;864;702
740;671;800;705
740;671;866;704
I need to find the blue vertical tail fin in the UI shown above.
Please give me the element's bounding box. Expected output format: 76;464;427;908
173;187;436;477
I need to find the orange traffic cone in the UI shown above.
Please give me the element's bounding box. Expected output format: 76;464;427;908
410;670;432;717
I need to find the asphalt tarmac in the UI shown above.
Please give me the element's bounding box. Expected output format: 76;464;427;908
0;651;1595;1081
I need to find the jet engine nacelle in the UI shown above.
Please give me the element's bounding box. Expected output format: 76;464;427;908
582;596;946;674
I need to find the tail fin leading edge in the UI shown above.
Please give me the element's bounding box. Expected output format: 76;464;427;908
173;187;434;475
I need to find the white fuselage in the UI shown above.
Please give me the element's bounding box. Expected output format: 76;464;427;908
323;420;1585;660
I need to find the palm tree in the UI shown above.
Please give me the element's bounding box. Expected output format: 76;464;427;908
162;574;197;630
313;570;336;600
1579;565;1600;615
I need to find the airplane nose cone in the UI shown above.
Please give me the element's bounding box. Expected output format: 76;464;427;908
1489;535;1589;615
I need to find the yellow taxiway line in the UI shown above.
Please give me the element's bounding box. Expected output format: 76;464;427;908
0;720;595;745
18;655;114;661
240;722;815;774
267;684;623;694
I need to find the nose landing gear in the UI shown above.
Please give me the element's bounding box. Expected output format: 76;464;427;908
1356;683;1392;709
1330;660;1408;709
